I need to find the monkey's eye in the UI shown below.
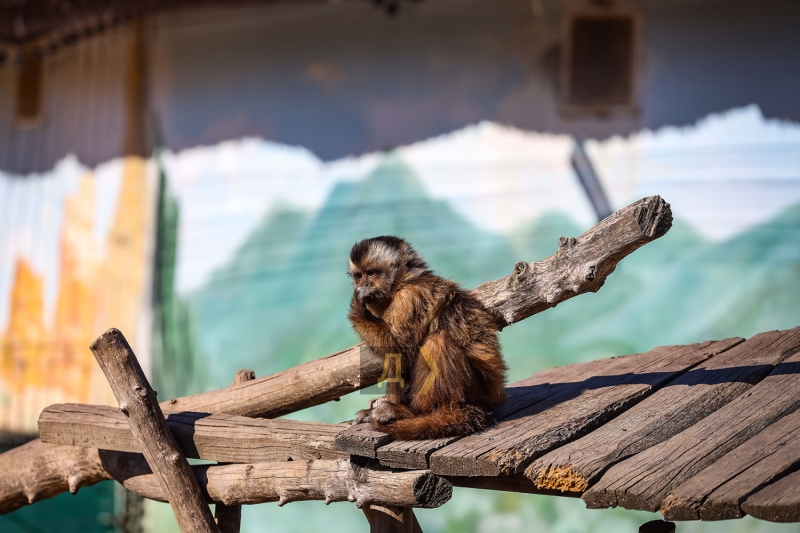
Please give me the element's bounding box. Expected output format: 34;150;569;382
354;273;363;280
366;269;377;276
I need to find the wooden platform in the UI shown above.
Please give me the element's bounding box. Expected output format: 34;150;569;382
336;326;800;523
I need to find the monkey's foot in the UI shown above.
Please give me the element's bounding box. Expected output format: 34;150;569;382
371;401;413;426
354;408;373;424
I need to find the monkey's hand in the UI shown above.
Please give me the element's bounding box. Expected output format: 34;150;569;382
371;401;414;426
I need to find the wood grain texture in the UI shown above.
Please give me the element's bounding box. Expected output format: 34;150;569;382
39;403;348;463
583;329;800;513
471;195;671;328
742;468;800;522
107;457;451;509
335;424;394;458
661;408;800;521
527;336;770;493
91;328;219;533
428;341;717;477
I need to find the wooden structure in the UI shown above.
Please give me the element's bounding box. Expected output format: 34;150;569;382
1;195;799;531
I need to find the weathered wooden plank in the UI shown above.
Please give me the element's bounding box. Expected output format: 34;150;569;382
447;473;576;497
742;468;800;522
661;408;800;521
365;349;686;469
39;403;347;463
583;333;800;513
107;456;452;509
335;424;395;458
528;334;790;493
90;328;219;533
428;340;721;477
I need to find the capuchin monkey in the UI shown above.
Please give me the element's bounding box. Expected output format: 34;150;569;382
348;236;507;440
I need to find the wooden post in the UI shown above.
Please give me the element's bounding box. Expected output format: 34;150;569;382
214;370;254;533
90;328;219;533
363;504;422;533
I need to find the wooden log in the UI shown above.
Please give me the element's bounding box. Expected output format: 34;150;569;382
661;408;800;521
529;334;785;492
40;404;348;463
426;341;718;477
164;344;383;418
742;469;800;522
583;342;800;513
363;504;423;533
334;424;394;458
104;456;452;509
471;195;671;328
0;439;112;515
90;328;219;533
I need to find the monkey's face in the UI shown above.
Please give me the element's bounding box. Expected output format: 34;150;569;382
349;263;396;303
348;238;403;303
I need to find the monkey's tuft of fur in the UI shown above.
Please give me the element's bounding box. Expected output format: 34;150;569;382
347;236;507;440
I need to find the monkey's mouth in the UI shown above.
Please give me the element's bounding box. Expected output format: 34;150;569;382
356;285;383;302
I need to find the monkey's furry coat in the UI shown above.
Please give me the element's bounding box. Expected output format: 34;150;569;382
348;236;507;440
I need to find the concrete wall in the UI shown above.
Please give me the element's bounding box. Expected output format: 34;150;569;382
0;0;798;173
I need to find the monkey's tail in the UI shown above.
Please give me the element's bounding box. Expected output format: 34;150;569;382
377;405;494;440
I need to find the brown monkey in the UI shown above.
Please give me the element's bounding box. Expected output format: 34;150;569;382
348;236;507;440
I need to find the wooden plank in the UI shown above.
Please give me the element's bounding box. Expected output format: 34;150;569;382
369;349;686;470
529;335;786;493
583;331;800;513
447;473;578;497
742;468;800;522
335;424;394;458
428;340;723;477
90;328;219;533
39;403;348;463
661;408;800;521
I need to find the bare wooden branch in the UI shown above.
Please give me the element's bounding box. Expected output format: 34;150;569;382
471;195;671;328
91;328;219;533
103;457;451;509
0;439;111;515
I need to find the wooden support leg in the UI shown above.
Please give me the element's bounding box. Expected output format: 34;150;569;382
213;370;255;533
214;504;242;533
639;520;675;533
362;504;422;533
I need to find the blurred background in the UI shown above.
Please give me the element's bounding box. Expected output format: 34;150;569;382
0;0;799;532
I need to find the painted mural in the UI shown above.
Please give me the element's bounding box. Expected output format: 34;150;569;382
0;156;155;435
2;105;800;533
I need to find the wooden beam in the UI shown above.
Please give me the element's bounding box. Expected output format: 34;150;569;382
91;328;219;533
39;404;348;463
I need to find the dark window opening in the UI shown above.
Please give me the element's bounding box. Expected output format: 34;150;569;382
16;51;43;124
563;9;637;113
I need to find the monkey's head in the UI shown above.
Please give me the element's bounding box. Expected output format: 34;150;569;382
348;236;427;304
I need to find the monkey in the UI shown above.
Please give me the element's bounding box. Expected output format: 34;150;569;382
347;236;507;440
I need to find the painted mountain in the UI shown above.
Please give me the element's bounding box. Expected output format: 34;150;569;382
189;153;800;400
